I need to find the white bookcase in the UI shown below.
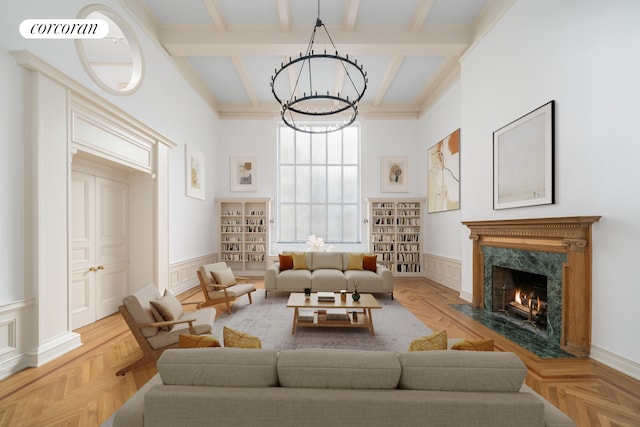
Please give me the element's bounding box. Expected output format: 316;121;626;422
216;198;270;274
368;198;424;275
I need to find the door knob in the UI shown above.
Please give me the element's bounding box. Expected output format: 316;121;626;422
89;267;97;272
97;265;105;270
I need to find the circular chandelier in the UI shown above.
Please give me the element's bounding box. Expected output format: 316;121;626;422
270;1;367;134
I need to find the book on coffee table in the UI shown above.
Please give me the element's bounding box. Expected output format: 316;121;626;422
317;291;336;302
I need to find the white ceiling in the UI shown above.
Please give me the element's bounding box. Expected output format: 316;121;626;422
119;0;513;119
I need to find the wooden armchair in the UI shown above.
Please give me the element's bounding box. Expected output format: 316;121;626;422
115;283;215;376
197;262;256;314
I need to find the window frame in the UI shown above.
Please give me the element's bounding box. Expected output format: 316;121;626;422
276;123;361;244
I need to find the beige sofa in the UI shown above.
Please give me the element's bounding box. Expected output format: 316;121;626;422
265;251;393;298
113;348;575;427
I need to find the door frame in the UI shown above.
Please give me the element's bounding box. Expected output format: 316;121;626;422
14;50;175;369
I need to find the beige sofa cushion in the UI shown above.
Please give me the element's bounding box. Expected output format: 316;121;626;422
277;349;401;389
398;350;527;392
158;348;278;387
311;252;343;270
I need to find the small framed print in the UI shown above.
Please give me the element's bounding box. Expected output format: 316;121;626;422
230;156;257;192
185;144;205;200
381;156;408;192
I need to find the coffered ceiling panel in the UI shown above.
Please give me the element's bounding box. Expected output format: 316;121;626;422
119;0;513;119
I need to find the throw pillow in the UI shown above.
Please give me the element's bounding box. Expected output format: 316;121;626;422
149;290;184;331
363;254;377;272
347;253;364;270
223;326;262;349
179;334;221;348
279;254;294;271
408;330;448;352
451;339;494;352
212;267;236;287
291;252;308;270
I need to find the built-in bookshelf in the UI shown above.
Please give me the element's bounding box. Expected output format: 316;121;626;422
368;198;424;275
216;198;270;274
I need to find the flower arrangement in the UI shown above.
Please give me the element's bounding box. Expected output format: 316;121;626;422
305;234;333;252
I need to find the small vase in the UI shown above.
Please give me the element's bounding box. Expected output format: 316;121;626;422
352;290;360;302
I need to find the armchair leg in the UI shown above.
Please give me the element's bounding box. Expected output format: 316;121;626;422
247;292;253;305
116;354;157;376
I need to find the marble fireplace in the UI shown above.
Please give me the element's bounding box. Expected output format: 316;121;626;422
462;217;600;357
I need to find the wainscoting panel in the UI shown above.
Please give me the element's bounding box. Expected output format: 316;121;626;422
423;253;461;292
169;254;217;295
0;298;35;380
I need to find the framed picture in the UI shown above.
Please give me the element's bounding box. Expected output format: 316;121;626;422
493;101;555;210
230;156;257;192
428;128;460;213
185;144;205;200
381;156;408;192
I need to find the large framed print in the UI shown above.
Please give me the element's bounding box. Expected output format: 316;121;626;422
230;156;257;192
428;129;460;213
493;101;555;210
185;144;205;200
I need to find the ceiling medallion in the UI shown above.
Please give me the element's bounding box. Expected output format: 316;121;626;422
270;1;367;134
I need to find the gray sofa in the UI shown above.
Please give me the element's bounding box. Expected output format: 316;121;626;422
113;348;575;427
265;251;393;297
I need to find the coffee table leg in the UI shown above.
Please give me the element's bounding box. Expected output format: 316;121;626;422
292;307;298;334
366;308;375;336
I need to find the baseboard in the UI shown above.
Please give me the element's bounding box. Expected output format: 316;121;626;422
423;253;461;292
28;331;83;367
169;253;217;295
590;344;640;381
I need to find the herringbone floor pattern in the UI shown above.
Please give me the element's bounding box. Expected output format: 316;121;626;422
0;278;638;426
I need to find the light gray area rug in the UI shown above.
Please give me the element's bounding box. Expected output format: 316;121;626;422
212;292;432;353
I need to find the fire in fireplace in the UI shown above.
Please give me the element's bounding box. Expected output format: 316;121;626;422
492;266;548;333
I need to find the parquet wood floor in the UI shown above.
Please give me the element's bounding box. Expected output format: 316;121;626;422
0;277;638;427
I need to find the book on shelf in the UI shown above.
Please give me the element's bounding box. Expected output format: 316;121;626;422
325;308;349;321
298;309;314;322
317;291;336;302
316;308;350;323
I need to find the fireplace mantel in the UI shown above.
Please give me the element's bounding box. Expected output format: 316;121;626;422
462;216;601;357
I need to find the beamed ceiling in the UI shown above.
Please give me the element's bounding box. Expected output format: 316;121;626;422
118;0;513;120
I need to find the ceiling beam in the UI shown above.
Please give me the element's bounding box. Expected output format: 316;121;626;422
161;27;471;56
409;0;434;33
374;56;404;107
343;0;360;32
203;0;227;33
276;0;290;33
231;56;259;106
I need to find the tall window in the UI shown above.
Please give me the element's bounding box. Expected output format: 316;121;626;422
278;124;360;243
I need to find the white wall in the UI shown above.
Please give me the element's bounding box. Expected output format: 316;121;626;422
0;0;219;375
418;81;462;261
455;0;640;368
0;0;219;272
0;50;24;303
217;118;425;253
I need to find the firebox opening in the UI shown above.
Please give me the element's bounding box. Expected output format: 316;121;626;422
492;266;548;336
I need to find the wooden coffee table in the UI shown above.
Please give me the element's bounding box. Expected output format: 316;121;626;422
286;292;382;335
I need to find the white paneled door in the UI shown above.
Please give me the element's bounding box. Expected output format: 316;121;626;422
71;171;129;329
